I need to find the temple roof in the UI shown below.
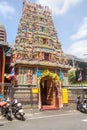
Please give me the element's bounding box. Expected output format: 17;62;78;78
65;53;87;63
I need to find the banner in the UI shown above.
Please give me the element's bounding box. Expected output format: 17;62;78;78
59;70;63;80
62;88;68;104
36;68;42;77
78;71;82;82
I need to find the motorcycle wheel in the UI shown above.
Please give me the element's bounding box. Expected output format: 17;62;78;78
1;106;4;115
20;115;26;121
6;113;13;121
80;108;85;113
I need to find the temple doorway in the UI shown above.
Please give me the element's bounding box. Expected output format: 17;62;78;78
40;76;54;109
38;70;62;110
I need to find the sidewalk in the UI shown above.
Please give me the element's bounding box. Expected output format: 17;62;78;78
0;104;77;120
23;104;77;118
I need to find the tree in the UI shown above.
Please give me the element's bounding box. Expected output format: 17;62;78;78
68;68;76;84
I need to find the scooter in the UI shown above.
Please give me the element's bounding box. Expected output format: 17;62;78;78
12;99;25;121
80;98;87;113
1;98;13;121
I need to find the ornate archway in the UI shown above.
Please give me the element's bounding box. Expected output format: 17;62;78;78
38;70;62;110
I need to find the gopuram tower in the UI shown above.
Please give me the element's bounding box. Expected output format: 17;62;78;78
12;0;70;110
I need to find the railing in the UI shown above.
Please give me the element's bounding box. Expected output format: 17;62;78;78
0;82;12;101
63;85;87;104
0;82;11;86
13;86;39;108
63;85;87;89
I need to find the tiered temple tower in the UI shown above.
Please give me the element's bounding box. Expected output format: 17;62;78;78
12;0;70;110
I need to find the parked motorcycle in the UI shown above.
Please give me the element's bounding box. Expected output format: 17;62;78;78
80;98;87;113
12;99;25;121
1;98;13;121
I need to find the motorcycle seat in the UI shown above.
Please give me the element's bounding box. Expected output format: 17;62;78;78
0;101;7;107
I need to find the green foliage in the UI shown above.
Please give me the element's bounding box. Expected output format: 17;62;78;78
68;68;76;84
75;81;87;85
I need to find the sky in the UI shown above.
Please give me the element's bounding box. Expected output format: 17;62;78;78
0;0;87;58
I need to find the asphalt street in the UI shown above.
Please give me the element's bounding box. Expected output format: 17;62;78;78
0;109;87;130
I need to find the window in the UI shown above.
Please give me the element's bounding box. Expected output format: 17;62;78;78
40;17;44;22
41;27;45;32
43;38;46;44
44;53;49;61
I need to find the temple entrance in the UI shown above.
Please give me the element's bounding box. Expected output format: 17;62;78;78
38;70;62;110
40;76;53;106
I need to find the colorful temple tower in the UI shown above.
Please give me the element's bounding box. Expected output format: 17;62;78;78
12;0;70;110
